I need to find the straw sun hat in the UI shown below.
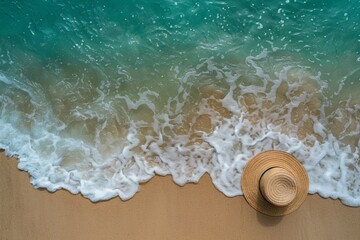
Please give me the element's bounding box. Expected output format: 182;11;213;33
241;150;309;216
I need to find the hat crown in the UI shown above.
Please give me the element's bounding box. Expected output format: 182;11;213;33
259;167;297;207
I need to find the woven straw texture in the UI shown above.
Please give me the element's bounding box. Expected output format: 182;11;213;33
241;150;309;216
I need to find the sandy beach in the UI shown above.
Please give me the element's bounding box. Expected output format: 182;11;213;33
1;151;359;240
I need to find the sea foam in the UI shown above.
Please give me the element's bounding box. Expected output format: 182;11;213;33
1;48;359;205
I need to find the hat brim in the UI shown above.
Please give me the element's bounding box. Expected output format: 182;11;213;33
241;150;309;216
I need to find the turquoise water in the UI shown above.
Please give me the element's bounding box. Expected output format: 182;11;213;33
0;0;359;205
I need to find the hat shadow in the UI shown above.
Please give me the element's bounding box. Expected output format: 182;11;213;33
256;211;283;226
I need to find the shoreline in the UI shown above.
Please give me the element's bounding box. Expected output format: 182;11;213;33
1;151;360;240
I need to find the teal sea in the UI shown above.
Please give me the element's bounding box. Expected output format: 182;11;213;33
0;0;359;205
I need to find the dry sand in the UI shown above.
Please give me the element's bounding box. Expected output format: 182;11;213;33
1;151;359;240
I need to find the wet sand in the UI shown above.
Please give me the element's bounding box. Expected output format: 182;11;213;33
1;151;359;240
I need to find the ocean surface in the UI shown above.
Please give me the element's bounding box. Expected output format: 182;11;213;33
0;0;359;205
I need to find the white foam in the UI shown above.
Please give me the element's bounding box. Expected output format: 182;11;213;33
0;50;359;206
0;73;12;85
